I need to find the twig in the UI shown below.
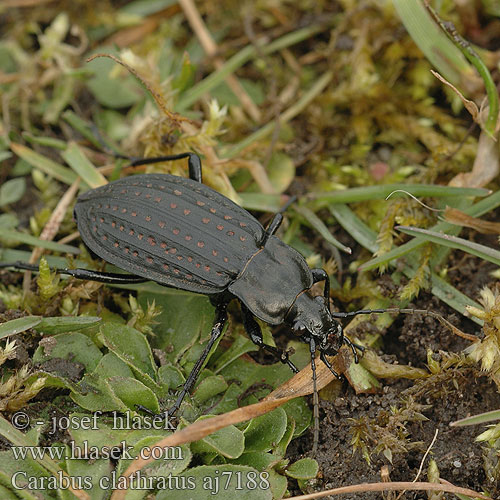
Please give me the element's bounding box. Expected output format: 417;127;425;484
395;428;439;500
178;0;261;122
22;179;80;293
287;481;489;500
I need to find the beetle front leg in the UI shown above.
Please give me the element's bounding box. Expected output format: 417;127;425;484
240;303;299;374
165;299;229;416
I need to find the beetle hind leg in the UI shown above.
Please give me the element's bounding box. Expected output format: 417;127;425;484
240;303;299;374
164;299;229;417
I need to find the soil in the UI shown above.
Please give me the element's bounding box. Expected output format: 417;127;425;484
286;265;500;499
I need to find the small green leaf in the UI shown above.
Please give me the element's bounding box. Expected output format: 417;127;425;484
87;51;144;109
71;373;129;412
100;323;157;382
0;214;18;229
172;52;196;93
285;457;319;480
192;375;228;404
107;376;160;413
190;416;245;459
267;152;295;194
0;178;26;207
243;407;288;453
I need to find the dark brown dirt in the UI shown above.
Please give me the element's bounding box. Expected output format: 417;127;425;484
287;259;500;498
292;372;499;499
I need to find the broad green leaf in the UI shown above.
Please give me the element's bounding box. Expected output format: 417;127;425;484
107;376;160;413
285;457;319;479
243;407;288;453
190;416;245;459
138;291;215;363
66;456;113;500
192;375;228;404
33;332;103;371
93;352;134;378
118;437;191;481
100;323;157;383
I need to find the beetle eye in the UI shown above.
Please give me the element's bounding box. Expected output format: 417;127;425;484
293;321;306;333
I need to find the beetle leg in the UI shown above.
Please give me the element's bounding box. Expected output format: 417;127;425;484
0;261;148;284
129;152;203;183
166;299;229;416
343;336;365;362
311;268;331;306
260;195;297;246
240;303;299;374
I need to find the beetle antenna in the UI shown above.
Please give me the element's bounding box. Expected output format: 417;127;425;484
309;338;320;454
331;307;441;321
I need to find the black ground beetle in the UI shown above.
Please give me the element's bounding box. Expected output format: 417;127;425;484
2;153;424;448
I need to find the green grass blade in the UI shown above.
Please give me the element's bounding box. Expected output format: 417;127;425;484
326;205;482;324
393;0;474;87
329;204;378;253
397;226;500;266
295;206;351;254
360;189;500;271
177;24;324;111
222;71;333;158
239;193;282;213
0;230;80;254
451;409;500;426
310;185;489;205
61;142;108;188
10;143;78;186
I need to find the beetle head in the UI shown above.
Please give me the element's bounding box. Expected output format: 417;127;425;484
286;292;344;354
